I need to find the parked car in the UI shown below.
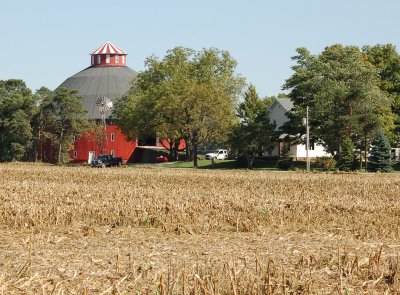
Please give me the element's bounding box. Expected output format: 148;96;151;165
91;154;123;168
205;149;229;160
156;155;168;163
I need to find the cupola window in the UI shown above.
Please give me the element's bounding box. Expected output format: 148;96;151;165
90;42;127;67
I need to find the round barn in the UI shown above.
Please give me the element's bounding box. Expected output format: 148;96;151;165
58;41;138;163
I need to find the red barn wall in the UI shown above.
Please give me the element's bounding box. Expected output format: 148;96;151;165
70;124;136;164
68;124;186;164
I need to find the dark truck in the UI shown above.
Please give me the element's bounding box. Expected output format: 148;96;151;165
91;154;123;168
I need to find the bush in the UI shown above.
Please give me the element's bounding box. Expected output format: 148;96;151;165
177;153;189;161
277;157;293;170
317;157;337;171
277;146;293;170
235;155;248;168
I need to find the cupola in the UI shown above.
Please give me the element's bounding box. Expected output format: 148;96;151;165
90;41;127;67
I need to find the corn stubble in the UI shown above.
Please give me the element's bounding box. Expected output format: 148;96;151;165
0;163;399;294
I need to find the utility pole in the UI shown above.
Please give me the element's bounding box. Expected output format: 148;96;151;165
306;106;310;172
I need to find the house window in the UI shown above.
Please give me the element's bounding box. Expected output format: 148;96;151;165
97;55;101;64
111;133;115;141
115;55;119;64
111;150;115;157
106;55;110;64
122;55;125;64
91;55;94;65
73;151;78;158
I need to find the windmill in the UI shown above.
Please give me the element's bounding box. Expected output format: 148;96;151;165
96;97;113;154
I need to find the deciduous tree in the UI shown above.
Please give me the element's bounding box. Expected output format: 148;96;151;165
115;47;245;167
363;44;400;144
283;45;392;165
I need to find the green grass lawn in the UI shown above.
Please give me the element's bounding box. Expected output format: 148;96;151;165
133;157;400;172
165;158;326;170
166;159;238;169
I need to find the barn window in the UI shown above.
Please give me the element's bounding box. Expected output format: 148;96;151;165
106;55;110;64
91;55;94;65
97;55;101;64
111;150;115;157
122;55;125;64
115;55;119;64
73;151;78;158
111;133;115;141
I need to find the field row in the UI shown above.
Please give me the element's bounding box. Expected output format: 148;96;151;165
1;165;400;238
1;164;399;293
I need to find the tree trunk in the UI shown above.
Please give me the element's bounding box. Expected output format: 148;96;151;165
193;143;198;168
34;131;40;162
58;129;64;165
184;137;192;161
192;132;199;168
246;149;256;169
364;108;368;172
364;136;368;172
168;139;174;161
173;139;181;161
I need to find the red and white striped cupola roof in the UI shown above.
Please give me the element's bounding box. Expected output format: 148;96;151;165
90;41;127;67
91;41;127;55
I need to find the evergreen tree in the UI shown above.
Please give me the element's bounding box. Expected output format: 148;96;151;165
368;131;392;172
338;138;355;171
31;87;54;162
229;85;275;169
43;88;90;164
0;80;37;162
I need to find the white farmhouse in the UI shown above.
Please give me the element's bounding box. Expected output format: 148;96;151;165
265;97;330;159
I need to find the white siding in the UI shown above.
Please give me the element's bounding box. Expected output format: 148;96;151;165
266;99;331;158
290;143;330;158
268;102;289;131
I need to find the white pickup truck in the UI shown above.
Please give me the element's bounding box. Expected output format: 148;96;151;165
205;149;229;160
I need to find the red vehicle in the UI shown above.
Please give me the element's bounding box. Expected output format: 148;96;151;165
156;156;168;163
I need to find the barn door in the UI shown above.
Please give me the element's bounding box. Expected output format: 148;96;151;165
88;151;95;164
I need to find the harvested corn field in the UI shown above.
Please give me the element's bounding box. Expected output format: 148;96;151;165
0;163;400;294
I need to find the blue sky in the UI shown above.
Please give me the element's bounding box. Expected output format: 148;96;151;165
1;0;399;98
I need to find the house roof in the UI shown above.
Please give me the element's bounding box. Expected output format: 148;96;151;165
275;97;294;111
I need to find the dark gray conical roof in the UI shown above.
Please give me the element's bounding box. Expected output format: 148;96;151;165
58;66;137;119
